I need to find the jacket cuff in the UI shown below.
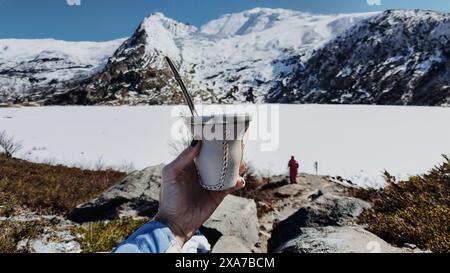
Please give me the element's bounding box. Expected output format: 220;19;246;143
112;220;182;253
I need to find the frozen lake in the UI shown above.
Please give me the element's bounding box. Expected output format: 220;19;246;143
1;105;450;187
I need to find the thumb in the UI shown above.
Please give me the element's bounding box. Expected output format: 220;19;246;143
226;177;246;195
172;140;202;170
215;177;246;200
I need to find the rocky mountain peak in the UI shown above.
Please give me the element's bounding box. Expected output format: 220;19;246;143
107;11;196;70
139;12;197;39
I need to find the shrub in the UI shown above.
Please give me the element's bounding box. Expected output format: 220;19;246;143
352;155;450;252
0;130;22;158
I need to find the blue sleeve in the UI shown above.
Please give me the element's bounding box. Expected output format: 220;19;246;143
112;221;179;253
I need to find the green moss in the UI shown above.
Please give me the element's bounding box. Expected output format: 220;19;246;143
71;217;150;253
353;155;450;252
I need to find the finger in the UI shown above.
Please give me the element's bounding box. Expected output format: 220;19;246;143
225;177;246;195
239;161;247;175
239;140;247;175
171;140;202;171
211;177;245;203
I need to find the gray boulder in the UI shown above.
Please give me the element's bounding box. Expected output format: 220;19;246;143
17;230;81;253
68;165;164;222
201;195;259;249
268;194;371;252
274;226;407;253
314;194;372;225
212;236;251;253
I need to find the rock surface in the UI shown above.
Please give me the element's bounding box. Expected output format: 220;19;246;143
17;230;81;253
3;214;82;253
258;174;428;253
202;195;259;250
252;173;370;252
212;236;252;253
274;226;406;253
267;194;371;252
68;165;164;222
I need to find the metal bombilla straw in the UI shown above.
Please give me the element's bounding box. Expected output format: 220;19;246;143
165;56;198;116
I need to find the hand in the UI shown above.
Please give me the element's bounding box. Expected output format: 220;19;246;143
155;141;246;246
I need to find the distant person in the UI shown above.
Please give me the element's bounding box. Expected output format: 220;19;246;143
288;156;299;184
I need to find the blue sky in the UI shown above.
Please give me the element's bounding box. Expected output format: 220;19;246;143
0;0;449;41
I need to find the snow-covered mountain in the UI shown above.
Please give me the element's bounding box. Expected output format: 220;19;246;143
1;8;449;106
0;8;374;105
0;39;124;103
267;10;450;106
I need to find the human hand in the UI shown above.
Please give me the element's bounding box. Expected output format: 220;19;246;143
155;141;246;246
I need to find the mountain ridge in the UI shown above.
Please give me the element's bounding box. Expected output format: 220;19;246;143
35;8;373;105
267;9;450;106
1;8;449;106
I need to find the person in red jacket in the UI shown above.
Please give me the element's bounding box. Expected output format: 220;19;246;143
288;156;299;184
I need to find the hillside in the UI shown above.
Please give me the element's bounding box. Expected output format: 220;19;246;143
267;10;450;106
0;39;124;103
1;154;448;252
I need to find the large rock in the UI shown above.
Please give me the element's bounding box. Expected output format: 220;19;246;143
7;214;82;253
268;194;371;252
313;194;372;225
212;236;251;253
17;230;81;253
68;165;164;222
201;195;259;249
274;226;409;253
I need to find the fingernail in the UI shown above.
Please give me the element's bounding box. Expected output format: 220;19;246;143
190;140;199;147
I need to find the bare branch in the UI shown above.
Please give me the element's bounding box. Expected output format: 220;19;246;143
0;130;23;159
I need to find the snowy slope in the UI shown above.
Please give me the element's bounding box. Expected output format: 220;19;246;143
183;8;376;102
124;12;197;68
0;39;124;102
268;10;450;106
1;8;376;105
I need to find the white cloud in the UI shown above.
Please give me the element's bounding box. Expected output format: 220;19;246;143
367;0;382;6
66;0;81;6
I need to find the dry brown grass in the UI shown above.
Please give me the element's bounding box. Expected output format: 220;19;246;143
0;155;126;216
233;169;289;218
